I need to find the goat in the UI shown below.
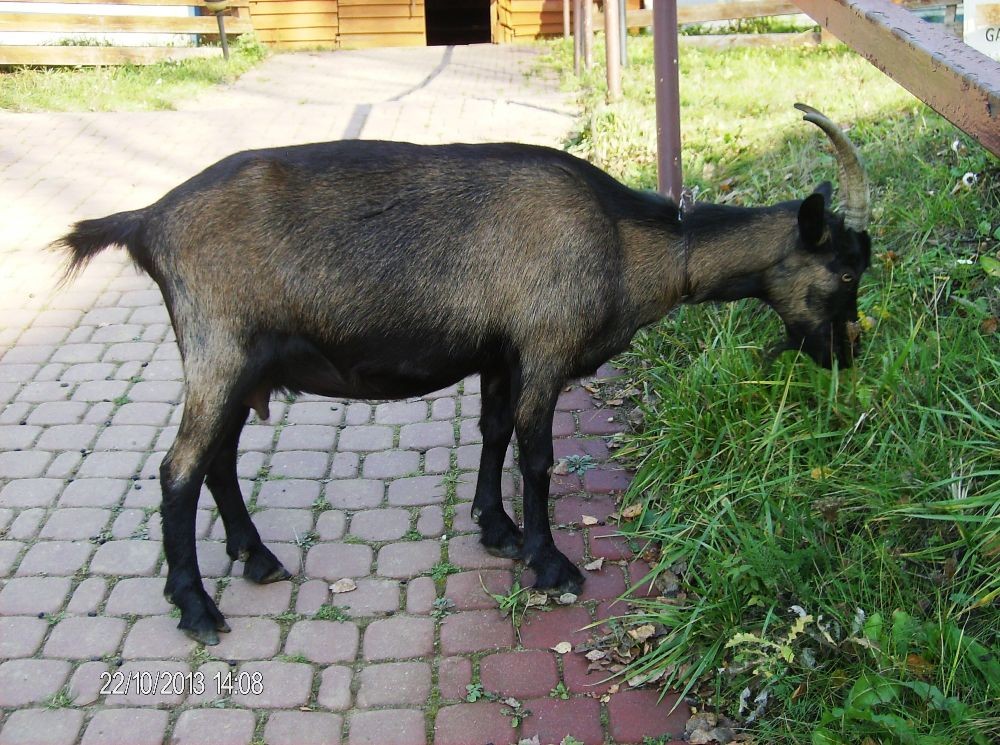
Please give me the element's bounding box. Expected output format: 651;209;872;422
56;104;871;645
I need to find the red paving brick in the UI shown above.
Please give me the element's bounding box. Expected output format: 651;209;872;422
440;610;515;655
607;690;691;744
348;709;426;745
522;697;604;745
518;606;595;650
0;45;691;745
480;650;559;698
434;703;515;745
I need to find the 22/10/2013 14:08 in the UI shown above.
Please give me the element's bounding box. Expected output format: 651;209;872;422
99;669;264;697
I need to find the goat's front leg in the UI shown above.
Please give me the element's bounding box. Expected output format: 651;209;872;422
472;367;523;558
515;378;585;595
205;407;290;584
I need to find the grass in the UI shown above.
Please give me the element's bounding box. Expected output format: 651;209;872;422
0;33;267;112
313;604;349;622
540;36;999;744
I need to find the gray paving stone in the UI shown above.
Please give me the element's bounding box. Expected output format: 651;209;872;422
0;708;83;745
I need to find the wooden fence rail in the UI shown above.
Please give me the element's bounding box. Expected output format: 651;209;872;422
0;0;252;66
594;0;960;31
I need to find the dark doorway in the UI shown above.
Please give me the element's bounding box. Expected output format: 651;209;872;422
425;0;492;46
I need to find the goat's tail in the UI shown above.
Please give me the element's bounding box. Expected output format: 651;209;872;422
52;208;148;286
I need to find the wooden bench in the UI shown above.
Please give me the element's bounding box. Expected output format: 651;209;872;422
0;0;252;66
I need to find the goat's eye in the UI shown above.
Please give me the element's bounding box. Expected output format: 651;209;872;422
841;273;854;283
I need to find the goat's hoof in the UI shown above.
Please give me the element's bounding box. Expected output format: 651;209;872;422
484;541;523;560
479;516;524;560
530;550;585;596
259;566;292;584
176;591;230;646
184;626;221;646
243;544;292;584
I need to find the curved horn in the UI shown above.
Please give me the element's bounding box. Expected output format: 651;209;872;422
794;103;870;231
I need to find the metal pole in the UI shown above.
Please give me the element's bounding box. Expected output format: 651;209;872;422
573;0;582;75
652;0;682;201
583;0;593;70
563;0;570;39
605;0;622;101
619;0;628;67
215;11;230;61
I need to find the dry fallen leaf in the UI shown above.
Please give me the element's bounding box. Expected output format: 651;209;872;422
620;503;643;520
584;557;605;572
552;641;572;654
551;460;570;476
585;649;606;661
581;514;599;526
556;592;578;605
526;591;549;608
981;317;999;335
329;578;357;594
628;624;655;642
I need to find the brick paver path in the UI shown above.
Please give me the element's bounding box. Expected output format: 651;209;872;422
0;45;688;744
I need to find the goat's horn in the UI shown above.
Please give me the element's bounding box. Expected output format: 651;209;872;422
794;103;870;232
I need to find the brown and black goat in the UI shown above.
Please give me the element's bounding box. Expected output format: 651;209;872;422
56;104;871;644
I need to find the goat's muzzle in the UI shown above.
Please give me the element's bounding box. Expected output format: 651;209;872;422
775;320;859;370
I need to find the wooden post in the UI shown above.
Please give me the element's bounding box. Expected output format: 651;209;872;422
619;0;628;66
605;0;622;100
564;0;571;38
583;0;593;69
653;0;682;201
574;0;583;74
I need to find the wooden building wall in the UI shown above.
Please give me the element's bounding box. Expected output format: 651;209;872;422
249;0;339;48
248;0;638;48
337;0;425;48
497;0;643;42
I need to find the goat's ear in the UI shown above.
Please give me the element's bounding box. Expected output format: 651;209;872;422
813;181;834;202
797;192;828;250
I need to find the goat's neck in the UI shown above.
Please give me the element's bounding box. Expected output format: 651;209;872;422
681;203;796;305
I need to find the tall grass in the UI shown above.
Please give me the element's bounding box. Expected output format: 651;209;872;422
541;37;999;743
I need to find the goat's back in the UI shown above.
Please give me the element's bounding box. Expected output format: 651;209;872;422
141;141;646;353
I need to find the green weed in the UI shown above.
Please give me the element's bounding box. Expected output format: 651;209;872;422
314;604;349;622
430;561;460;582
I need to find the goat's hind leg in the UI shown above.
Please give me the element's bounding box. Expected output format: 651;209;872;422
160;378;244;645
472;366;523;559
205;406;290;585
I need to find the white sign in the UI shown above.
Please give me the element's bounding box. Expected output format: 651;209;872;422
965;0;1000;60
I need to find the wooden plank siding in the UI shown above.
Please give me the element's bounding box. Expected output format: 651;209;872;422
249;0;338;47
337;0;425;47
0;0;252;65
497;0;641;42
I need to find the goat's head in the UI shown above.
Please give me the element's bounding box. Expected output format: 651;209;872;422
764;104;872;369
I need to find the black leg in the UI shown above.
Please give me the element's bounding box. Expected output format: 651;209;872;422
515;375;584;594
160;384;239;646
472;366;523;559
204;406;290;585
